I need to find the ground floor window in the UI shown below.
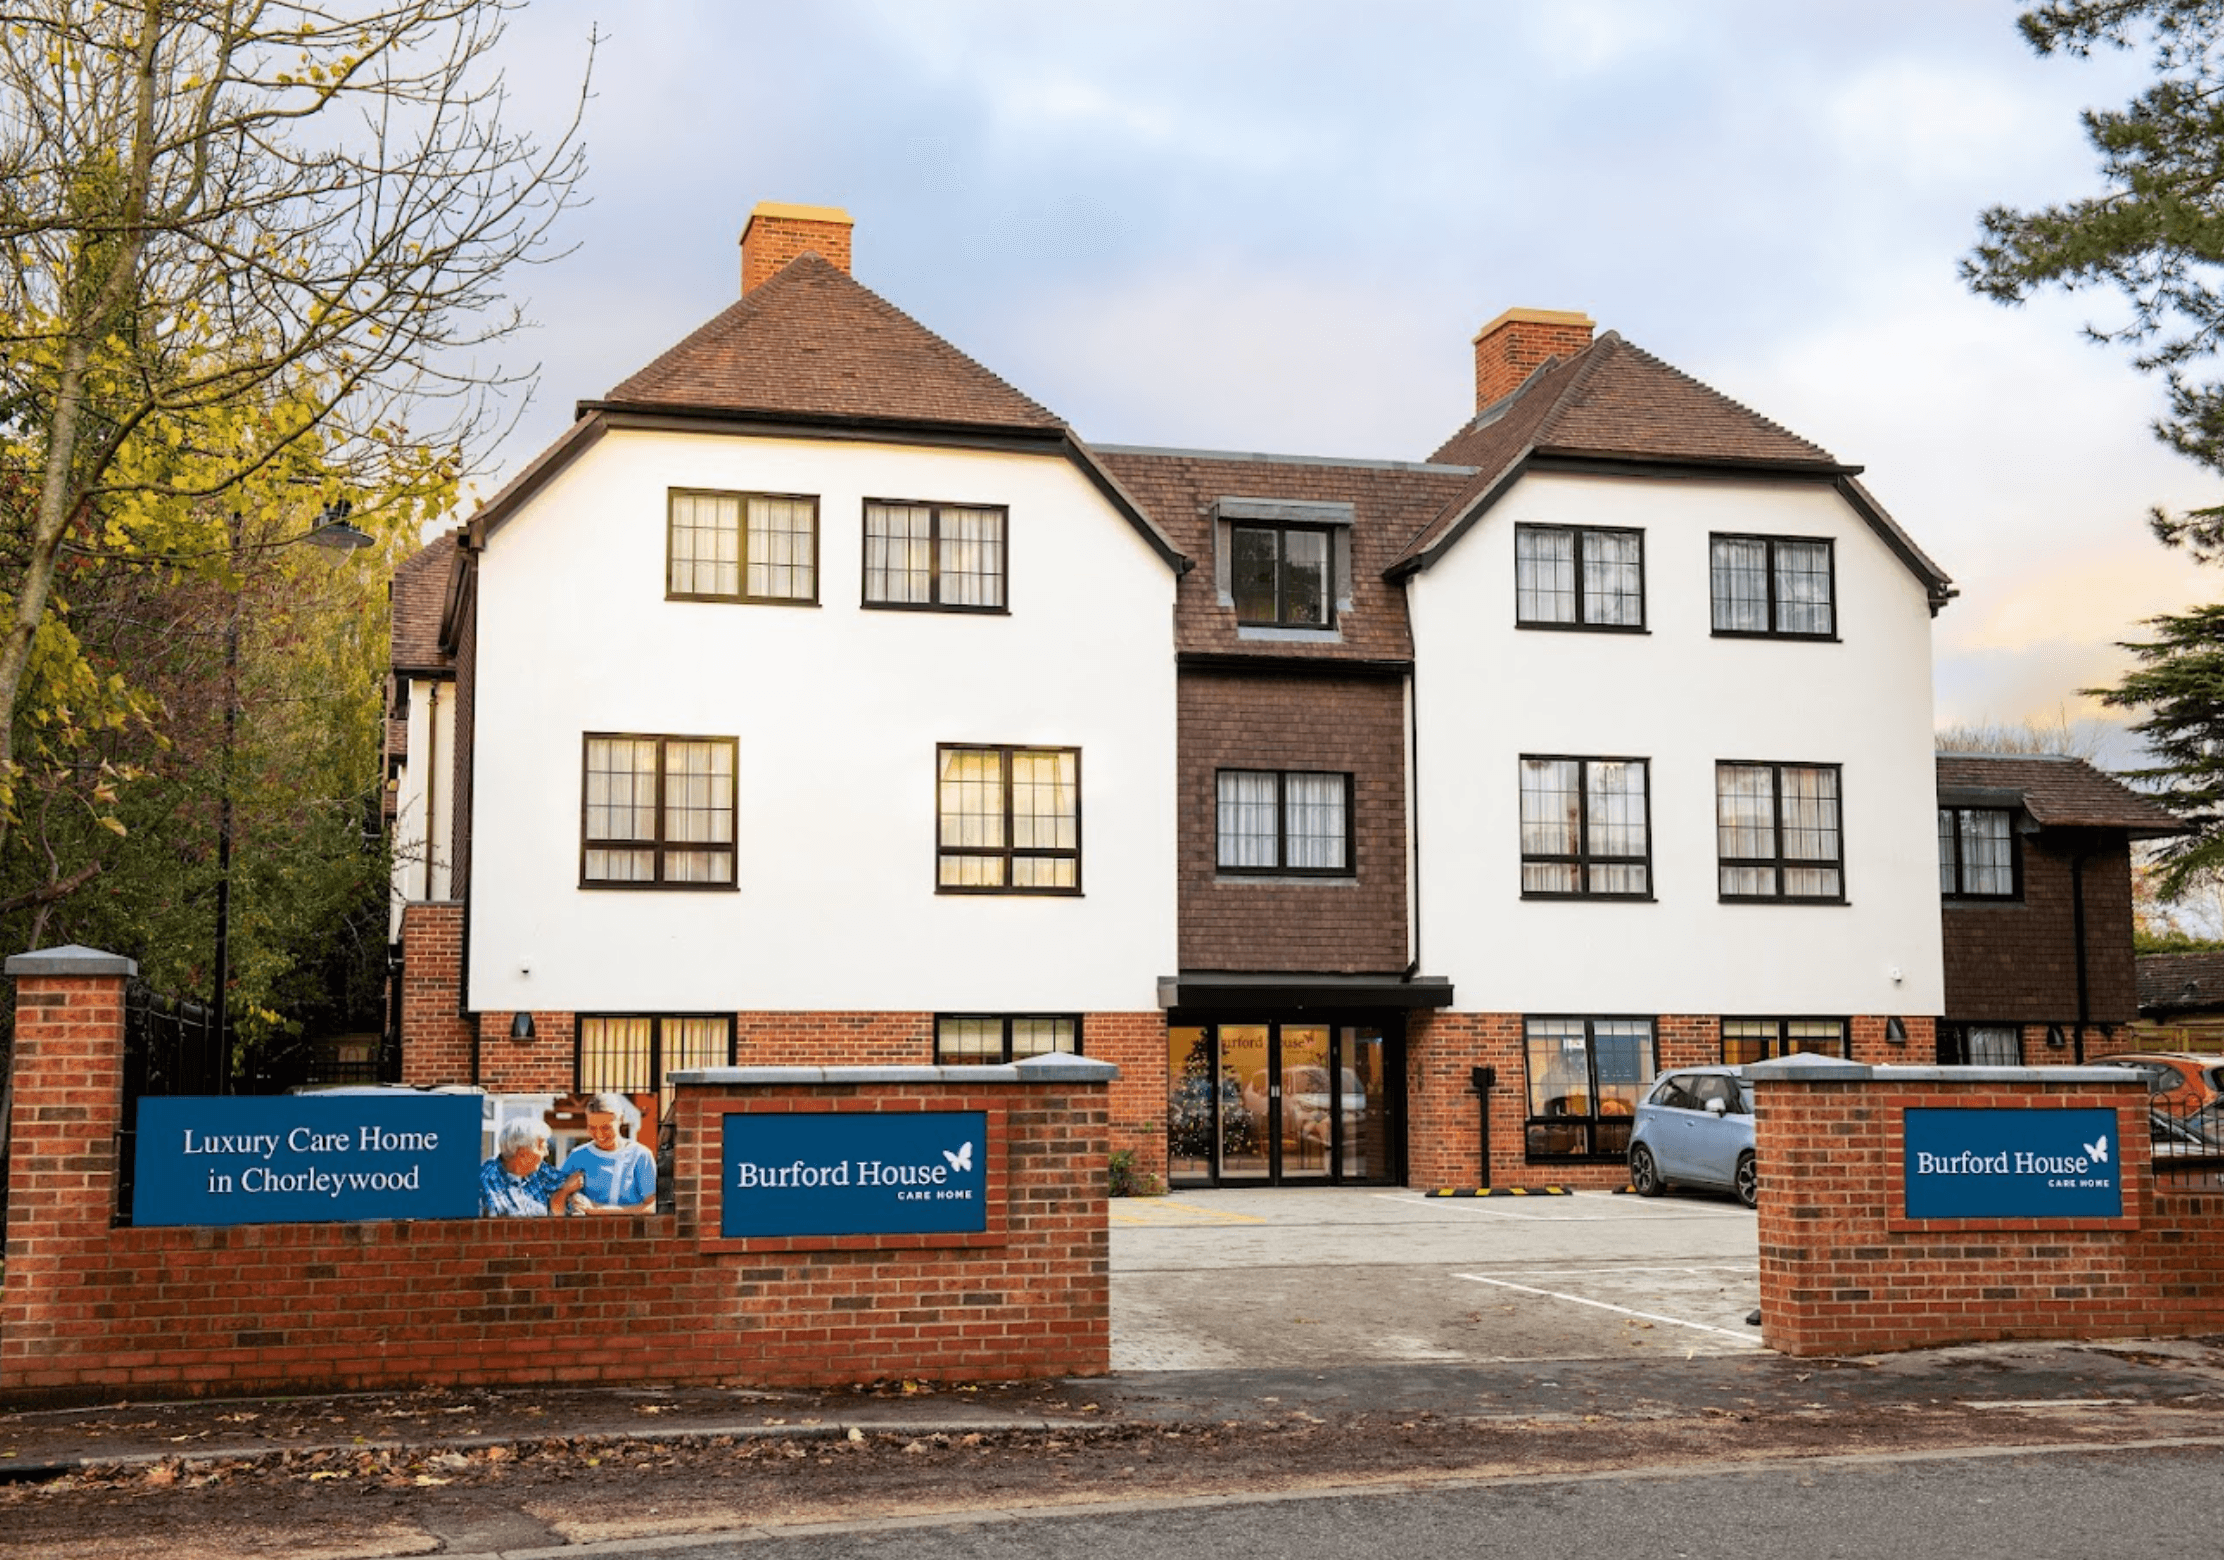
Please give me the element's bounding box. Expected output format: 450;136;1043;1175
1720;1017;1848;1065
935;1013;1081;1063
1524;1017;1656;1161
576;1013;734;1112
1939;1022;2023;1066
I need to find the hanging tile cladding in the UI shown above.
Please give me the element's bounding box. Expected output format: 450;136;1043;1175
1942;832;2137;1025
389;535;457;676
1178;668;1407;972
1095;450;1472;664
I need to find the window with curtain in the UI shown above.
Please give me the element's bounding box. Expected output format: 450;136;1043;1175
936;744;1080;892
667;489;818;603
577;1014;734;1111
1230;523;1333;628
1940;1023;2024;1066
1710;534;1834;638
1215;770;1352;875
1519;756;1651;898
934;1014;1082;1064
1939;806;2018;898
1514;524;1644;629
1716;761;1842;901
1523;1017;1656;1161
1720;1017;1848;1065
581;734;737;888
863;501;1007;610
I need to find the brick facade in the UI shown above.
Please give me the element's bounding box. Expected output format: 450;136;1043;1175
1178;668;1408;972
1472;308;1596;408
2;959;1111;1403
398;902;472;1086
1754;1068;2224;1355
1942;830;2136;1030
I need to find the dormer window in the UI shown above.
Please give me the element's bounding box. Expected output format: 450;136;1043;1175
1213;497;1354;636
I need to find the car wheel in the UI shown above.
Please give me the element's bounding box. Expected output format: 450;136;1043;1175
1629;1144;1663;1197
1734;1152;1758;1210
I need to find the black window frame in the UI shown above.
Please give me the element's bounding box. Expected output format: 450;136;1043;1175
665;487;821;606
935;743;1082;895
579;732;740;891
1521;1015;1658;1163
576;1012;736;1106
1939;805;2022;900
862;499;1010;614
933;1013;1085;1064
1518;754;1654;901
1513;523;1647;632
1230;522;1336;630
1213;769;1356;877
1715;759;1845;904
1938;1022;2025;1066
1709;533;1837;640
1719;1016;1849;1066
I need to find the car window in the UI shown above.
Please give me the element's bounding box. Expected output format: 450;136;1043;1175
1693;1075;1743;1113
1652;1075;1700;1111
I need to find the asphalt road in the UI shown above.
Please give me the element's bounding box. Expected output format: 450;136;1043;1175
636;1441;2224;1560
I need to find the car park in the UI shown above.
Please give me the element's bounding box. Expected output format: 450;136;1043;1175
1628;1066;1757;1208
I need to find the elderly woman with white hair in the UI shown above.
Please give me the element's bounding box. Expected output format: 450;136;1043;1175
478;1118;584;1217
560;1092;657;1214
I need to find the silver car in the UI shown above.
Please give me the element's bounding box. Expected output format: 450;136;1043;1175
1628;1066;1757;1208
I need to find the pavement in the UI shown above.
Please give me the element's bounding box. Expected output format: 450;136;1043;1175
3;1187;2220;1478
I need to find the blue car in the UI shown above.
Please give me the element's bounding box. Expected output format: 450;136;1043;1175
1628;1066;1758;1208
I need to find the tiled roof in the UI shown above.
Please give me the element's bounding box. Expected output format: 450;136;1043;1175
1391;334;1959;599
1095;448;1475;664
390;533;457;675
2136;952;2224;1013
1935;754;2185;835
601;253;1064;433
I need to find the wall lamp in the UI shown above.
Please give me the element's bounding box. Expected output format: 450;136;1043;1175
1885;1016;1907;1048
510;1012;535;1041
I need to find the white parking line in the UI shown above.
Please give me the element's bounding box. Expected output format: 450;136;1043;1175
1453;1272;1764;1345
1380;1192;1743;1223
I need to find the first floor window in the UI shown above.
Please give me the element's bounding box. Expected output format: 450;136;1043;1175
1716;761;1842;901
1524;1017;1656;1161
1520;756;1650;898
577;1013;734;1112
1720;1017;1848;1065
1231;523;1333;628
667;489;818;603
1940;1023;2023;1066
865;500;1006;609
937;744;1080;892
935;1014;1082;1063
1711;534;1834;637
1216;770;1352;874
1939;806;2018;898
1515;523;1644;629
582;734;737;888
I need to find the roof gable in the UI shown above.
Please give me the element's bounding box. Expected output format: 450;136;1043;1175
600;253;1064;434
390;533;457;675
1935;753;2185;836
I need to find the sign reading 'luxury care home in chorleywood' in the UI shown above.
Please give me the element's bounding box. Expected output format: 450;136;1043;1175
1902;1107;2123;1220
721;1112;989;1238
135;1095;482;1226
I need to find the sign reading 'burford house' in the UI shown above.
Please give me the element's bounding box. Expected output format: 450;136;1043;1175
1902;1107;2122;1220
720;1112;989;1238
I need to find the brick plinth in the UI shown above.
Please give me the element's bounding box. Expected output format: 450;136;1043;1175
1754;1069;2224;1356
1;954;1113;1403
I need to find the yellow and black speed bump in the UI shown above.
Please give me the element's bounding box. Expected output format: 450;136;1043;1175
1426;1186;1571;1198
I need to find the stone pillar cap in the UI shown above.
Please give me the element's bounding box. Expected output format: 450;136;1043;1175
5;945;138;978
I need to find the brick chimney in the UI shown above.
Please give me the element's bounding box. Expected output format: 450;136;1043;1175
740;202;855;294
1473;308;1595;410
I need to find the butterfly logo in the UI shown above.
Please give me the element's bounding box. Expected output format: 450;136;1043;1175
943;1141;974;1174
2083;1136;2109;1165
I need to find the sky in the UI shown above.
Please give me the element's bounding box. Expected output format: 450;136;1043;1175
467;0;2221;766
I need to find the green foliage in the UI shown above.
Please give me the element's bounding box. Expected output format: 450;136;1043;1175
2136;925;2224;951
1966;2;2224;553
2090;603;2224;893
1107;1149;1163;1198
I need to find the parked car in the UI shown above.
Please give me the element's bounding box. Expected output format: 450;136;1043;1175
2090;1052;2224;1111
1628;1066;1757;1208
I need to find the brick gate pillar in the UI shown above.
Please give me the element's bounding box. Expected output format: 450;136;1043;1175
3;946;135;1373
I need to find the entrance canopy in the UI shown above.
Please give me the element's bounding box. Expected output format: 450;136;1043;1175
1157;973;1455;1012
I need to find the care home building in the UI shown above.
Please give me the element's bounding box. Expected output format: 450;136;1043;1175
388;203;1964;1190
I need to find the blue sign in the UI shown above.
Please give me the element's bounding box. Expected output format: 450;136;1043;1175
134;1095;481;1226
1903;1107;2122;1220
722;1112;989;1238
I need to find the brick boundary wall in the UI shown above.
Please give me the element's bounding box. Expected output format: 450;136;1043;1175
1752;1059;2224;1356
2;948;1113;1404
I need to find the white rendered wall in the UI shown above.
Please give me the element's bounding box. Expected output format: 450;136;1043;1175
1408;470;1944;1017
388;675;455;938
465;428;1179;1014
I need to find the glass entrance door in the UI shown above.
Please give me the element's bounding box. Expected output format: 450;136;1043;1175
1165;1018;1401;1187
